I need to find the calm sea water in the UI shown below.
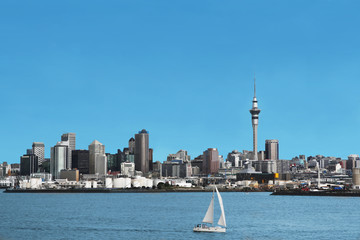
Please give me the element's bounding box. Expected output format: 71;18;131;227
0;190;359;240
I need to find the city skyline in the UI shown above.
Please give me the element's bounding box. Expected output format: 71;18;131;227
1;1;360;163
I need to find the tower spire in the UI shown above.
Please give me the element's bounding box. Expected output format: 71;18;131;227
250;75;261;161
254;73;256;98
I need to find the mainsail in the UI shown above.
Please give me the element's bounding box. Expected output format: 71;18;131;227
202;191;214;224
215;186;226;227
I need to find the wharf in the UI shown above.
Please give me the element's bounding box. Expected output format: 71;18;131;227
3;188;269;193
271;189;360;197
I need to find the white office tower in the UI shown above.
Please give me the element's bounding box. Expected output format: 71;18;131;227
50;141;69;179
89;140;107;176
121;162;135;177
32;142;45;165
61;133;76;169
227;150;241;167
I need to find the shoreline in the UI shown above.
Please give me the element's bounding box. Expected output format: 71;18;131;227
271;190;360;197
3;188;271;194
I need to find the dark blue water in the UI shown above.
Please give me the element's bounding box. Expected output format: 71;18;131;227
1;190;359;240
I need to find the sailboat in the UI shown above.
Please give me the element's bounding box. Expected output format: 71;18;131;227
193;185;226;233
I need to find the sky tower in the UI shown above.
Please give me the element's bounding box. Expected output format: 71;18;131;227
249;77;261;161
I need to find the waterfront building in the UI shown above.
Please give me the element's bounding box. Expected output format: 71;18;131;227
0;162;10;177
134;129;149;174
1;163;5;177
249;77;261;161
32;142;45;166
72;150;90;174
20;154;38;176
265;139;279;160
10;163;20;175
61;133;76;169
203;148;220;175
59;169;79;181
31;172;52;181
50;141;69;179
88;140;107;176
121;162;135;177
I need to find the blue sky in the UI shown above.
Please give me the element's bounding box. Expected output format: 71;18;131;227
1;1;360;164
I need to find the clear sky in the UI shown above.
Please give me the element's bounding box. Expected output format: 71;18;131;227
1;1;360;164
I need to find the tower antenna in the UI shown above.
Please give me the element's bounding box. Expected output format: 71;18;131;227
254;73;256;97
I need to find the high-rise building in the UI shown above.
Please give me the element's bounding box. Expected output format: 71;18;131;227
202;148;220;175
61;133;76;169
32;142;45;166
106;150;123;172
249;77;261;161
265;139;279;160
50;141;69;179
227;150;242;167
347;154;359;170
167;150;191;163
134;129;149;174
149;148;153;171
72;150;90;174
129;138;135;154
20;154;38;176
88;140;107;176
162;161;191;178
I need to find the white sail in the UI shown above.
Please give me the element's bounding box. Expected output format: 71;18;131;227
202;191;214;224
215;186;226;227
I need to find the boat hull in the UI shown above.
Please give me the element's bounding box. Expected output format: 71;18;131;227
193;226;226;233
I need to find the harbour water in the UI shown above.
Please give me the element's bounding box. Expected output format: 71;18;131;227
1;190;359;239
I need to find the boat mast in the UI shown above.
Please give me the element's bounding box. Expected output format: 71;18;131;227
316;161;320;188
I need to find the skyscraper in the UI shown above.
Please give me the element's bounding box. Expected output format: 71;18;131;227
50;141;69;179
265;139;279;160
129;137;135;154
135;129;149;174
202;148;220;175
20;153;38;176
149;148;153;171
32;142;45;166
72;150;90;174
249;77;261;161
61;133;76;169
88;140;107;176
